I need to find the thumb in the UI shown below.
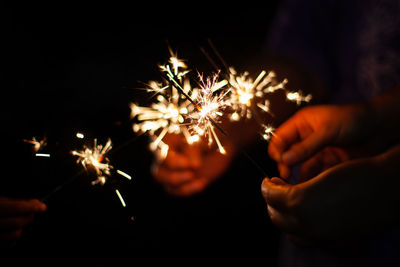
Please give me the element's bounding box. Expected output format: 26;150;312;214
281;130;329;166
261;178;300;233
261;177;291;210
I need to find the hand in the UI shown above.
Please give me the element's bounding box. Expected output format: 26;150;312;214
152;133;235;197
261;145;400;246
268;104;384;181
0;197;47;247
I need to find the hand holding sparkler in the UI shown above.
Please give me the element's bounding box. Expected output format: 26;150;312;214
0;197;46;248
262;144;400;246
267;104;383;181
262;86;400;245
152;133;235;197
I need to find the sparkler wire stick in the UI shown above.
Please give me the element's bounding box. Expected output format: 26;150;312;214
40;169;86;202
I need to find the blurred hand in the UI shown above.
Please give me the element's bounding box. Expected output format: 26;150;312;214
0;197;46;247
152;133;235;197
261;145;400;245
268;104;384;181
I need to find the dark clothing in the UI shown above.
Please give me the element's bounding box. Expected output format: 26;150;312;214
267;0;400;104
266;0;400;266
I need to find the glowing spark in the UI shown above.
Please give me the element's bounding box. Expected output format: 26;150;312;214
76;133;85;139
117;169;132;180
193;73;227;122
115;189;126;207
159;50;190;81
35;153;51;157
262;125;276;141
188;73;229;154
257;99;271;113
286;91;312;105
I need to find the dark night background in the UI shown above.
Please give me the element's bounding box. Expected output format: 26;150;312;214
0;2;299;263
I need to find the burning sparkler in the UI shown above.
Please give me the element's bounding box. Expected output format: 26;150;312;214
227;68;273;120
188;72;229;154
71;135;131;207
131;50;230;157
71;138;113;185
23;136;50;157
226;67;312;122
130;79;199;159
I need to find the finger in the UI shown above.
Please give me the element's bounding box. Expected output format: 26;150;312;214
268;117;302;162
298;154;324;182
277;163;291;180
0;229;23;243
281;129;328;166
0;215;34;231
261;177;293;210
321;147;345;170
298;147;345;182
153;167;196;187
270;177;288;185
0;199;46;217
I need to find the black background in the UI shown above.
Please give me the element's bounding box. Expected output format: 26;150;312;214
2;2;285;263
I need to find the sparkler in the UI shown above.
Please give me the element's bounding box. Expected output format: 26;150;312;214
130;82;198;159
71;136;131;207
225;67;312;122
23;137;50;157
227;68;274;120
188;72;229;154
131;50;229;157
202;39;311;117
71;138;113;185
39;133;133;210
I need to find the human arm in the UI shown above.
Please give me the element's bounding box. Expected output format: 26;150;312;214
261;144;400;246
0;197;46;247
152;133;236;197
